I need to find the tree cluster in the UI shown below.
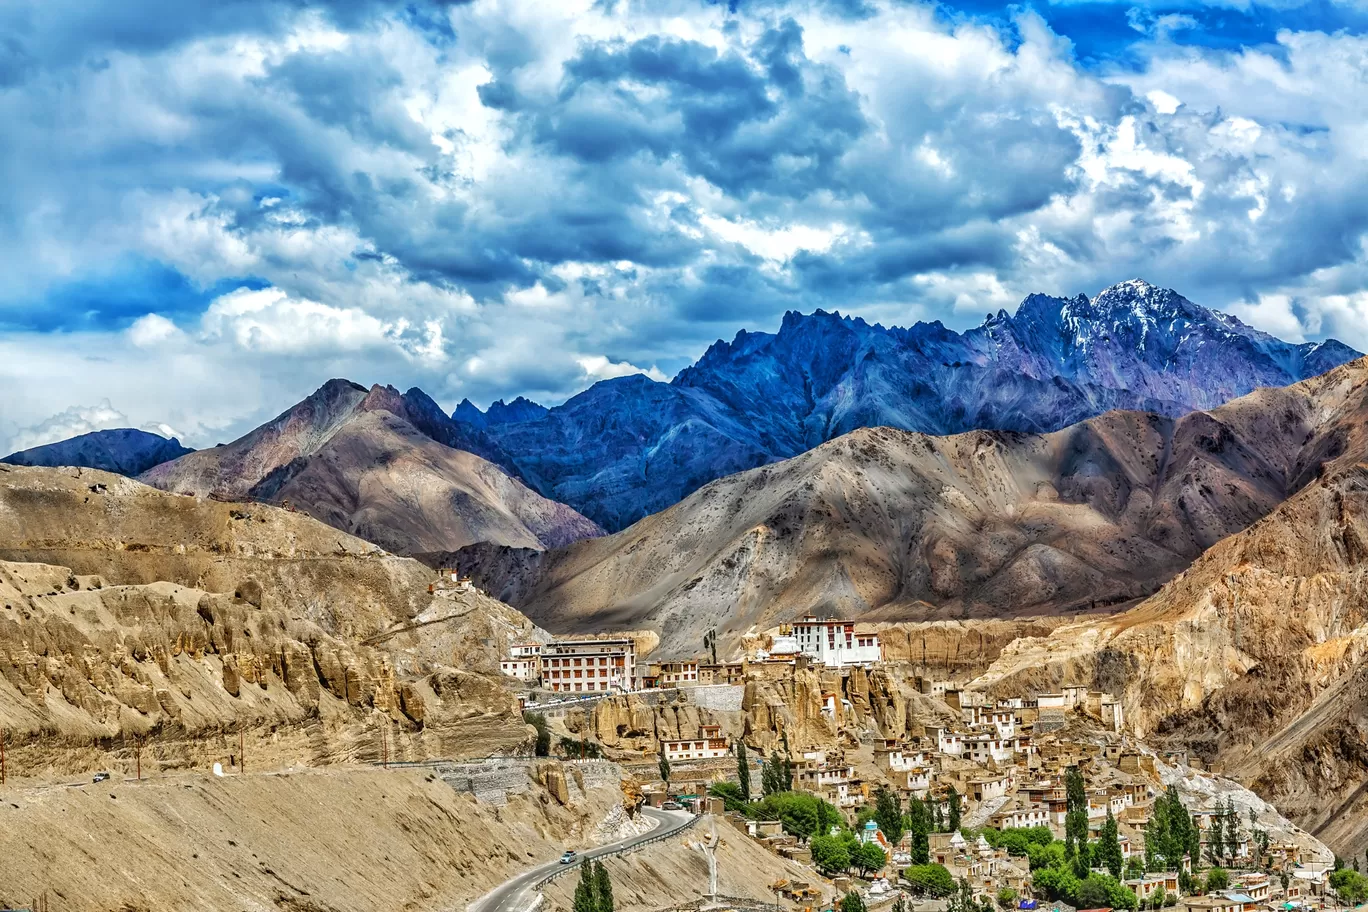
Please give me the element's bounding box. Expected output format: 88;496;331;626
811;833;888;877
762;751;793;797
573;861;614;912
1145;785;1200;874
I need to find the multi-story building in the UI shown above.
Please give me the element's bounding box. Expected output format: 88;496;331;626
500;643;542;682
540;637;636;693
661;724;729;761
791;617;882;667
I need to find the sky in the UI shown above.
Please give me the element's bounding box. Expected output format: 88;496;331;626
3;0;1368;454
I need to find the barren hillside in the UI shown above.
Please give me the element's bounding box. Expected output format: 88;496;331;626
0;465;537;777
457;358;1368;657
140;380;600;554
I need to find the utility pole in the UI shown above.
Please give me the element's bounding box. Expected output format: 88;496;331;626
239;730;246;775
132;735;144;781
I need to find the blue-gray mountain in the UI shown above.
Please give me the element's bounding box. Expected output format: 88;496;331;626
457;280;1360;531
2;428;194;476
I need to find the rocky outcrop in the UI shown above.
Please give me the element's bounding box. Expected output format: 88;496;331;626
0;465;538;776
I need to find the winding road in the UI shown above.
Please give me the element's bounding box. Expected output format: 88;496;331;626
468;807;696;912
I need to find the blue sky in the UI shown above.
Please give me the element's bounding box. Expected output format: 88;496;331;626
2;0;1368;453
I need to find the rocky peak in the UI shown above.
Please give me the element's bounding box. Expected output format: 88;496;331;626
485;396;549;426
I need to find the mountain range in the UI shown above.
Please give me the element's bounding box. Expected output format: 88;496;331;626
459;280;1359;530
2;427;193;476
9;280;1360;560
138;380;600;554
451;354;1368;656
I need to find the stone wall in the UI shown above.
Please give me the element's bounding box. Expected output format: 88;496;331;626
434;758;620;805
686;684;745;712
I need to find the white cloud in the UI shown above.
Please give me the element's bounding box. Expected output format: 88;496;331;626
7;400;130;453
576;355;668;383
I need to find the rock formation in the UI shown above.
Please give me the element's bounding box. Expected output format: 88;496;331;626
0;464;539;775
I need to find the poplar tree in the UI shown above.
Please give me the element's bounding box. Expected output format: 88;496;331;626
736;742;751;805
594;861;614;912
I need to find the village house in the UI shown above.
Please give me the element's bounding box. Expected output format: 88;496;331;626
966;732;1015;765
988;803;1050;831
499;642;542;682
540;637;637;693
1234;873;1271;903
964;705;1017;739
968;774;1011;803
1181;897;1244;912
791;617;882;667
661;724;730;761
1126;872;1180;901
654;660;701;687
927;725;967;757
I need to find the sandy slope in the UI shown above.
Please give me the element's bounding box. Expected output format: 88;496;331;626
0;766;621;912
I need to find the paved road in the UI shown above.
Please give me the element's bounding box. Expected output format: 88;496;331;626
467;807;695;912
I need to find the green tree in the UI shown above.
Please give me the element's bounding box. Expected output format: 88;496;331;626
1028;841;1066;872
812;834;852;876
906;796;931;865
854;842;888;877
893;895;910;912
932;797;945;831
1146;799;1174;872
708;781;747;813
1152;886;1169;909
947;786;962;833
996;887;1019;909
842;890;868;912
874;787;905;846
1330;868;1368;905
1223;798;1241;865
947;878;980;912
658;753;671;788
736;742;751;804
524;711;551;757
904;864;956;897
1098;809;1125;880
1161;785;1197;873
1065;766;1090;876
1205;868;1229;894
1032;867;1080;904
1126;857;1145;880
593;861;614;912
762;751;784;797
573;861;597;912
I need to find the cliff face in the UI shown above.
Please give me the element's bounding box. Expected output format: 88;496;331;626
0;465;536;776
459;358;1368;658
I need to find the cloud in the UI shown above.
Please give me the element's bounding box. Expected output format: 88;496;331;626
576;355;669;383
1;0;1367;451
7;401;130;453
